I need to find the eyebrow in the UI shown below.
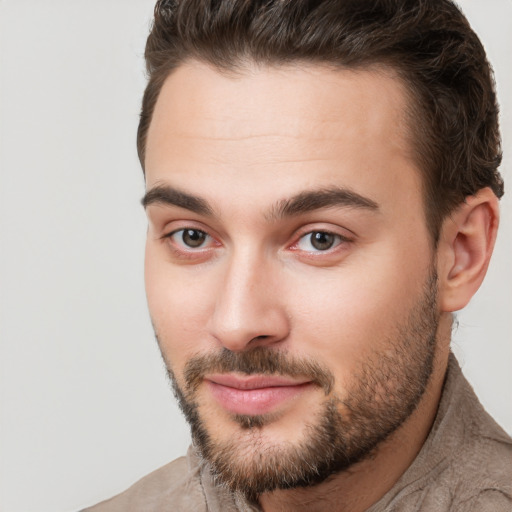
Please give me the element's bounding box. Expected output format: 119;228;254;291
142;184;214;216
142;184;379;219
267;187;379;221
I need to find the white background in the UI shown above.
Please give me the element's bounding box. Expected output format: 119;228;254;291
0;1;510;511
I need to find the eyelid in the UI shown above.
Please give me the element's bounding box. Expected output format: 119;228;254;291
297;232;343;251
289;224;353;245
160;221;222;254
167;228;209;249
159;219;216;241
158;221;353;260
159;227;221;264
167;226;218;244
161;226;207;240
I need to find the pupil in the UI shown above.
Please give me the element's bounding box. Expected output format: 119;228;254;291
311;232;334;250
183;229;206;248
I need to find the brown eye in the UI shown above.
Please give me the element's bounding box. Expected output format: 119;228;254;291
181;229;207;248
310;232;336;250
296;231;344;252
168;228;210;249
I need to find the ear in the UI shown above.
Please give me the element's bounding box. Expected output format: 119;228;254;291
437;187;500;313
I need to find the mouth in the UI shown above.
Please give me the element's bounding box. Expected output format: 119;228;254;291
204;374;313;416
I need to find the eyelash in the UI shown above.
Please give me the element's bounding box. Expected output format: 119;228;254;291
290;230;350;254
162;228;218;260
162;225;352;260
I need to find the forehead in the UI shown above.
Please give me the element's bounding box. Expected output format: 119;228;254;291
145;61;422;218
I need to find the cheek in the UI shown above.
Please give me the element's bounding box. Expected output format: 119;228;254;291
288;281;387;383
287;253;429;382
144;243;214;366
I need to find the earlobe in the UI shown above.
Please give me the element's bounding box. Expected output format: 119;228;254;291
438;187;500;313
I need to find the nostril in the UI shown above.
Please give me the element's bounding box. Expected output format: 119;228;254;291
252;335;270;342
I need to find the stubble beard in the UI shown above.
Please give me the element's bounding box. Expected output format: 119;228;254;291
159;269;439;502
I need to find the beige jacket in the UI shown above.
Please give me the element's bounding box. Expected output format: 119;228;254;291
83;355;512;511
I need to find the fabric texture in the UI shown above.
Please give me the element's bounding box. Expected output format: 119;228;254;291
82;354;512;511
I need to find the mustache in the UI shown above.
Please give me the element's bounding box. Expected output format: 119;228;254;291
182;347;334;395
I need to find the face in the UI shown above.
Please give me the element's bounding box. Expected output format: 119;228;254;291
143;62;440;498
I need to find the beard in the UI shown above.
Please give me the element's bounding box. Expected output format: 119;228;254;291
158;268;439;501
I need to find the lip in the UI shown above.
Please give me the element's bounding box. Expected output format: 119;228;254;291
205;374;312;416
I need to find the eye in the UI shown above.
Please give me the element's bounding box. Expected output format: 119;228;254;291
168;228;210;249
296;231;344;252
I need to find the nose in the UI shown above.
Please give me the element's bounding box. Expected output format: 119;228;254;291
207;249;290;352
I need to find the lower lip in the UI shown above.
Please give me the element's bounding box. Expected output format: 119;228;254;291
206;380;311;416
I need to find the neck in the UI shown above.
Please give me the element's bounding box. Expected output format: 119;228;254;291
258;315;452;512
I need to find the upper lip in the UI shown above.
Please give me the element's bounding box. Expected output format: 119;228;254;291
205;374;311;390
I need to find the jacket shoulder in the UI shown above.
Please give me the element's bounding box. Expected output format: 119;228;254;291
82;456;206;512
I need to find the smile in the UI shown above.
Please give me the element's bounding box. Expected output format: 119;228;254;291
205;374;313;416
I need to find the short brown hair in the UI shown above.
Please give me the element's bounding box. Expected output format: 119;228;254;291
138;0;504;240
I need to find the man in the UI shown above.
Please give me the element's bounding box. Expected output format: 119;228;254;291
85;0;511;510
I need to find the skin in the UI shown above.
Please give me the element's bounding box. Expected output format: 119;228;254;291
143;61;499;511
